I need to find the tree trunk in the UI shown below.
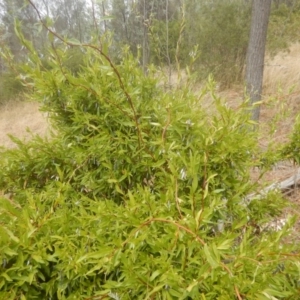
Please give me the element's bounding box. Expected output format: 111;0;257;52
142;0;149;75
245;0;271;122
102;1;107;33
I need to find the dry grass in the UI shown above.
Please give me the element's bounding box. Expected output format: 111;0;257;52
0;98;49;148
264;43;300;96
260;44;300;147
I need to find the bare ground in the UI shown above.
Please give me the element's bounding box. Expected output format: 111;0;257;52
0;99;49;148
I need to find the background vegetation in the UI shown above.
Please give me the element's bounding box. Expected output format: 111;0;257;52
1;0;300;103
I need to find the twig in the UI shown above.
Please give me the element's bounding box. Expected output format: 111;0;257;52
175;0;185;86
234;285;243;300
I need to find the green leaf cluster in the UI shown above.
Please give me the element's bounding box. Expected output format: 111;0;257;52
282;114;300;164
0;44;299;299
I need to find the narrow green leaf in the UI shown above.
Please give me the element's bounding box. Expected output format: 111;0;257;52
186;280;198;292
146;284;165;299
150;270;161;282
4;228;19;243
32;254;45;264
192;176;198;193
203;244;218;269
1;273;12;282
3;248;18;256
107;179;118;183
76;248;112;264
66;38;81;45
152;159;166;168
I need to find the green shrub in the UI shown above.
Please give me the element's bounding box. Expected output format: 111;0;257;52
268;3;300;55
0;71;25;104
61;47;86;75
282;114;300;164
0;43;299;299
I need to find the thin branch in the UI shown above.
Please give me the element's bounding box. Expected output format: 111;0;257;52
234;285;243;300
165;0;171;85
90;0;99;38
175;0;186;85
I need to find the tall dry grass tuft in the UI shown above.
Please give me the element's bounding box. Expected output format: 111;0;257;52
264;43;300;96
258;43;300;151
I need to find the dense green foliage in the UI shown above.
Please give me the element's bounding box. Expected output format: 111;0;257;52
282;114;300;164
0;41;300;299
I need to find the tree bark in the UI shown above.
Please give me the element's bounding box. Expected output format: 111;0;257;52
245;0;271;122
142;0;149;75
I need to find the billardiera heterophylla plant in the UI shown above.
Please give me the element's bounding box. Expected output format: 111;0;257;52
0;32;300;299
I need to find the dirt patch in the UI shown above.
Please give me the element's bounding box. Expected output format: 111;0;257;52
0;99;49;148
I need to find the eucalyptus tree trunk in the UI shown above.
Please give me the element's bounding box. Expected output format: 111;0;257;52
165;0;172;85
142;0;149;75
102;1;107;33
245;0;271;122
